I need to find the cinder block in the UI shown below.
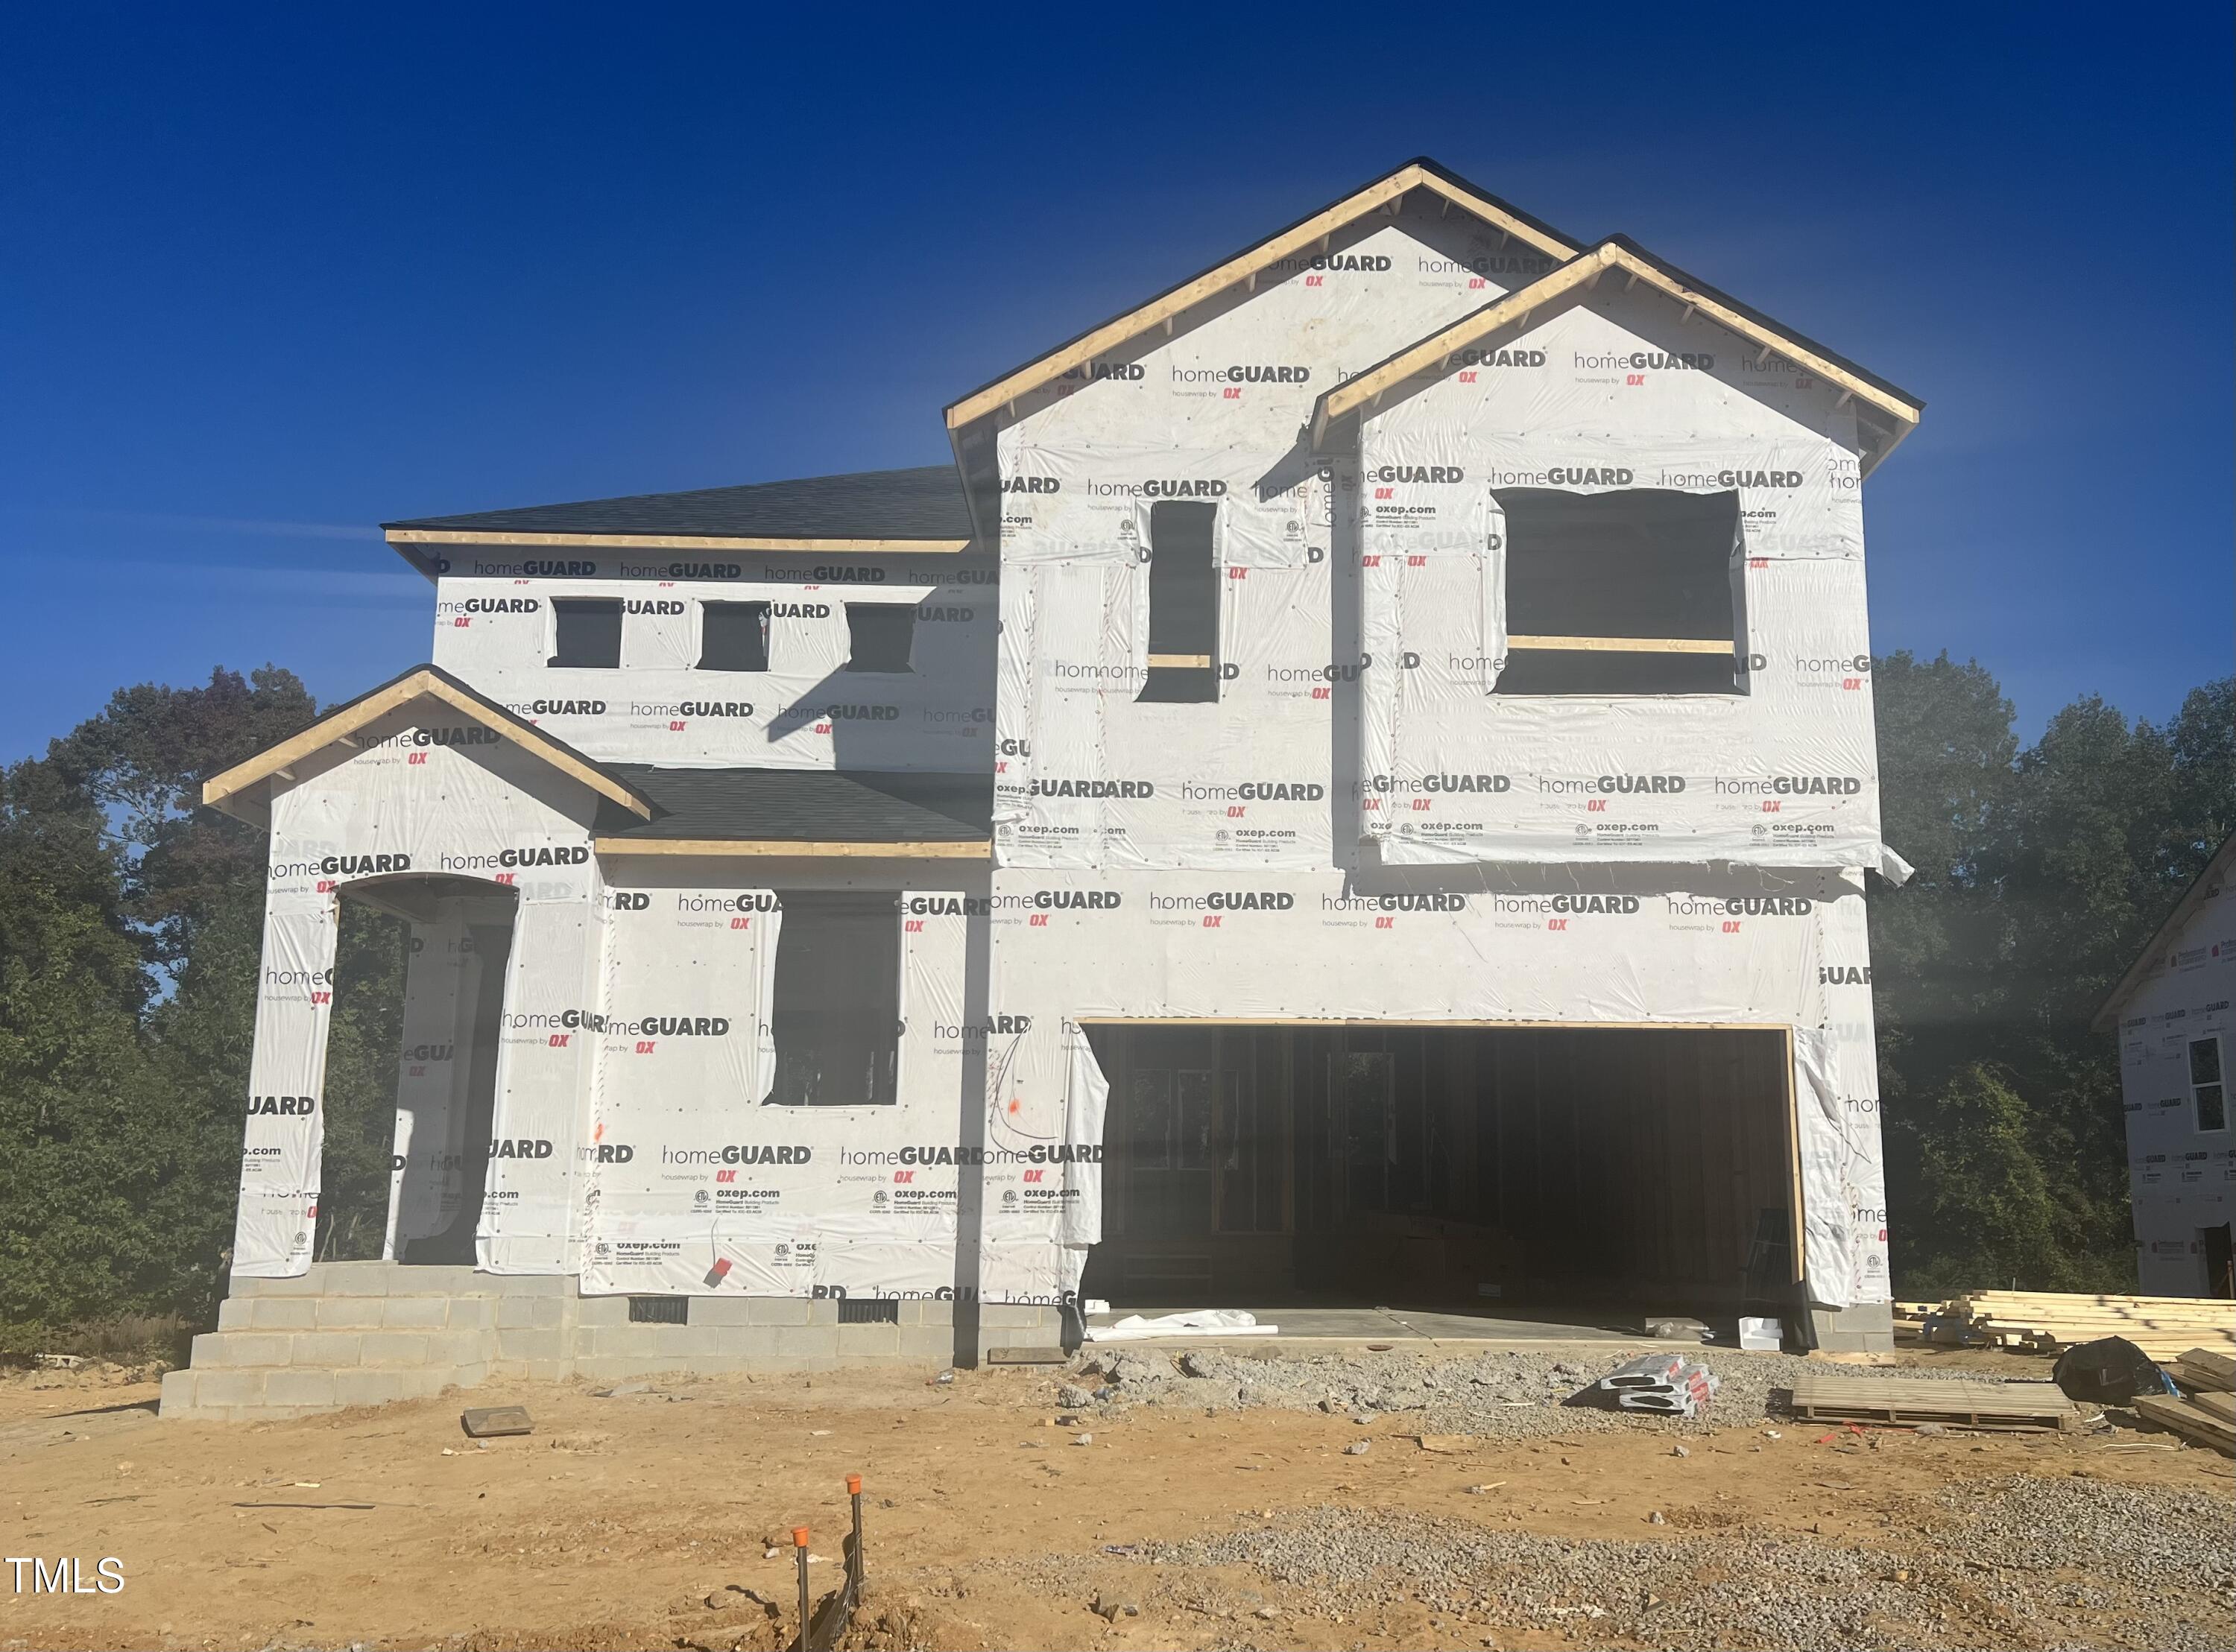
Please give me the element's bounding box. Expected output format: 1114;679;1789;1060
525;1359;569;1384
683;1297;754;1327
835;1323;901;1360
914;1300;955;1326
248;1297;319;1331
449;1361;491;1389
230;1270;320;1297
651;1326;723;1358
392;1368;452;1399
215;1299;254;1332
760;1326;841;1362
897;1326;959;1361
198;1332;292;1368
332;1370;407;1408
287;1332;363;1367
979;1305;1055;1329
494;1297;538;1330
571;1295;631;1326
495;1329;562;1364
312;1297;385;1329
192;1369;268;1408
572;1355;674;1384
358;1333;430;1368
746;1297;812;1326
158;1370;199;1415
265;1370;338;1409
310;1261;397;1296
379;1297;449;1329
445;1298;499;1329
497;1273;567;1297
530;1296;565;1328
421;1329;493;1364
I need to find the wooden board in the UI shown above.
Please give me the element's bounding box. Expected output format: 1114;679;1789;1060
2190;1390;2236;1424
2134;1393;2236;1457
1784;1376;2080;1434
2176;1348;2236;1390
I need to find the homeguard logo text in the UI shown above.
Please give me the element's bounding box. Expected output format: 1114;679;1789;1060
1722;896;1813;916
1056;361;1144;383
496;845;590;867
463;598;539;614
1309;253;1392;271
809;566;887;583
771;602;830;618
792;702;900;721
1575;350;1714;372
1084;478;1228;499
403;1044;454;1062
487;1138;554;1159
676;701;756;718
521;560;596;577
1170;364;1312;385
1658;468;1805;489
907;895;991;917
1456;347;1546;367
1151;890;1298;912
616;561;742;580
1027;778;1155;798
247;1095;316;1116
1373;466;1464;484
1005;890;1121;911
385;726;500;749
1321;893;1469;914
526;699;607;716
637;1016;730;1036
1002;475;1060;495
1820;964;1873;985
1368;773;1512;794
319;852;411;876
622;599;685;615
584;1142;635;1163
1181;780;1326;803
1597;774;1686;795
1711;773;1866;797
674;892;780;914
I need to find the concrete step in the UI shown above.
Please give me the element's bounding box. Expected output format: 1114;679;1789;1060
216;1293;497;1333
189;1325;494;1372
227;1261;501;1300
160;1362;481;1420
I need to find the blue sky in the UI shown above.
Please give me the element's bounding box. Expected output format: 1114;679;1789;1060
2;5;2229;760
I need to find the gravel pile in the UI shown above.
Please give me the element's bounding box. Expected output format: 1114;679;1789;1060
1132;1480;2236;1652
1061;1344;1996;1439
1938;1473;2236;1592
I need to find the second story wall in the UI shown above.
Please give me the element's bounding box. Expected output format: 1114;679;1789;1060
426;549;997;772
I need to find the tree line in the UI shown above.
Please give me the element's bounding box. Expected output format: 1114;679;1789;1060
0;658;2229;1347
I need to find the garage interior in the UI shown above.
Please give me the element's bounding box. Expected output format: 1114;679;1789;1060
1078;1022;1803;1327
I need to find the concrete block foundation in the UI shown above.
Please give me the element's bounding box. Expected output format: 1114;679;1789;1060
160;1262;1064;1420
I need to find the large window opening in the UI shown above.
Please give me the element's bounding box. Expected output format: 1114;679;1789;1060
768;893;900;1107
2192;1036;2226;1133
549;598;622;669
1137;500;1219;704
698;601;771;671
844;604;915;674
1494;488;1742;695
1084;1024;1798;1326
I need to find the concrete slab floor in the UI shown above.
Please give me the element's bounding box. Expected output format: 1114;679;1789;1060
1087;1302;1690;1349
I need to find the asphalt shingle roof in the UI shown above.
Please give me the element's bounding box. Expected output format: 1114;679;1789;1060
597;765;992;844
385;466;972;542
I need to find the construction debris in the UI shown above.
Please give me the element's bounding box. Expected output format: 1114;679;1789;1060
459;1406;533;1439
1784;1375;2082;1434
2132;1393;2236;1457
2171;1346;2236;1393
1566;1355;1720;1418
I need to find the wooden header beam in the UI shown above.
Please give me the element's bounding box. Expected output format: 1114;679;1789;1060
1506;635;1734;655
946;163;1577;431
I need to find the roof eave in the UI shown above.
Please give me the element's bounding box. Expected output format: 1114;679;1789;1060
2090;830;2236;1034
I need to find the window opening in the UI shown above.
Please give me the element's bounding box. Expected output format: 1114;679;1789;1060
2192;1036;2226;1133
844;604;915;673
549;598;622;669
1494;488;1742;695
1137;500;1219;703
769;893;900;1107
698;601;771;671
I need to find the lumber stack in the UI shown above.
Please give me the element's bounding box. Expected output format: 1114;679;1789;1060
1785;1375;2080;1433
2170;1346;2236;1393
1898;1290;2236;1360
2135;1391;2236;1457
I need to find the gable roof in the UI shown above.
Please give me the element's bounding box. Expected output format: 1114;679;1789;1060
382;466;974;567
200;664;656;828
944;157;1581;431
1309;236;1924;472
2091;830;2236;1034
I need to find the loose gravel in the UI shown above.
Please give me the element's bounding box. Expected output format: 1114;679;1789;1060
1066;1344;2002;1439
1125;1477;2235;1651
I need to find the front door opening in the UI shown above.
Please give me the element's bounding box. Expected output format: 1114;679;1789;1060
1082;1023;1798;1324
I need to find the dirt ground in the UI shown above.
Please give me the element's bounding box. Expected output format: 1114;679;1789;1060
1;1346;2229;1652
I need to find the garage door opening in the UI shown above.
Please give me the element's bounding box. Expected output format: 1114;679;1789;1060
1079;1023;1801;1326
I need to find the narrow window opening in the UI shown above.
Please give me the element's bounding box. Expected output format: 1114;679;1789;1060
844;604;915;673
549;598;622;669
698;601;771;671
769;893;899;1107
628;1295;688;1323
1137;500;1219;704
1494;488;1742;696
2192;1036;2226;1133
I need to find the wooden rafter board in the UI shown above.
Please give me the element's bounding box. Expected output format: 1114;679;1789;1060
2133;1393;2236;1457
2174;1348;2236;1391
1784;1376;2082;1434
